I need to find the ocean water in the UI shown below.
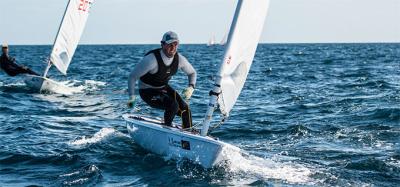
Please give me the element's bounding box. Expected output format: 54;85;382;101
0;43;399;186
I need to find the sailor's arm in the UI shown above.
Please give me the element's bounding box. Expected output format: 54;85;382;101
178;55;197;88
179;55;196;100
4;56;24;71
8;56;22;68
128;55;156;97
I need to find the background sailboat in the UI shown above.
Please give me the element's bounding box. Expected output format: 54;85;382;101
220;33;228;46
124;0;270;168
25;0;94;94
207;35;217;46
207;34;228;46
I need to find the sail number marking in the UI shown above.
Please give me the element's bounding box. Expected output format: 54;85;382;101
78;0;92;12
226;55;232;64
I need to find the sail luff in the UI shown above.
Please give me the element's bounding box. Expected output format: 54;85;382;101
43;0;72;77
49;0;94;75
50;0;72;56
217;0;269;116
215;0;244;77
202;0;270;136
201;0;247;136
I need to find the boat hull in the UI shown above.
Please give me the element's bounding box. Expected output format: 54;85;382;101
24;75;72;94
123;114;234;168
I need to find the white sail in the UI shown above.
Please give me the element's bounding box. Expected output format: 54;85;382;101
50;0;94;75
217;0;269;116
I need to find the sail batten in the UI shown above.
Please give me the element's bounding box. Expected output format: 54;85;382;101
217;0;270;116
50;0;94;75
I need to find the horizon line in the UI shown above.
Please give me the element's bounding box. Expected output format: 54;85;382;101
7;41;400;46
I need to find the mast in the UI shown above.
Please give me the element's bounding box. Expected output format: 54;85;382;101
42;0;71;78
201;0;244;136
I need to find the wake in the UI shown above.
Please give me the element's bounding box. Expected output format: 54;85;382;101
219;145;315;185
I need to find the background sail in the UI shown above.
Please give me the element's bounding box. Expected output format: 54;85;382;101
50;0;94;75
217;0;270;116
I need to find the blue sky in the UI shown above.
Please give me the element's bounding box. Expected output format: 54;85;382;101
1;0;399;44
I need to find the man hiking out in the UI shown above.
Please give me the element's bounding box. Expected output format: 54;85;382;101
127;31;197;129
0;44;40;77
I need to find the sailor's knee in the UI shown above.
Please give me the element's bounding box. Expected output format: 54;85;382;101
181;102;189;111
168;101;179;113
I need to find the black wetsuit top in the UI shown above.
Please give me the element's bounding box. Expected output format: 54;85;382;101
0;53;39;76
140;49;179;87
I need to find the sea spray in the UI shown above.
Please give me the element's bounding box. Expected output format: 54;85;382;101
219;145;314;184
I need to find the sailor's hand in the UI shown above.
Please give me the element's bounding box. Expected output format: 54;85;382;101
127;95;136;108
182;85;194;100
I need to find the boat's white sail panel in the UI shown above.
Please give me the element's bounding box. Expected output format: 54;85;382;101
217;0;270;116
50;0;94;75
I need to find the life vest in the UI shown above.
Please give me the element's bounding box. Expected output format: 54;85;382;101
140;49;179;87
0;54;19;76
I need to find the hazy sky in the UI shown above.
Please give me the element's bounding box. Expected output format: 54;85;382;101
1;0;399;44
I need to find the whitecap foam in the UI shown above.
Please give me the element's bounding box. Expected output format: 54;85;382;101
36;79;106;95
50;116;98;122
84;80;106;87
69;127;128;146
58;165;101;186
37;79;85;95
81;80;106;92
220;145;314;185
3;82;26;87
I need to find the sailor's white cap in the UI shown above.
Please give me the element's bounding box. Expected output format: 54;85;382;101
161;31;179;44
2;43;8;48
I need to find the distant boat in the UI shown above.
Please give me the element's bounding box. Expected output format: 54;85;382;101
207;35;217;46
220;33;227;46
207;34;227;46
24;0;94;94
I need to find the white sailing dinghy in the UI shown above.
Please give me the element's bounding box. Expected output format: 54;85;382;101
25;0;94;93
124;0;270;168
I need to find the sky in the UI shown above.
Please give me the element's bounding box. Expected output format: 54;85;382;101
0;0;399;45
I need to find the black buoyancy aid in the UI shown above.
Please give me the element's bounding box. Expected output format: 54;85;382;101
140;49;179;87
0;54;20;76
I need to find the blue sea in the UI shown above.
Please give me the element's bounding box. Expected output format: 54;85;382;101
0;43;399;186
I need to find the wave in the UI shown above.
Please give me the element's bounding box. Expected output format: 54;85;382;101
0;81;35;93
0;152;81;165
68;128;128;146
335;79;393;90
218;145;314;185
369;108;400;121
21;79;107;95
70;79;107;92
56;165;102;186
345;158;400;174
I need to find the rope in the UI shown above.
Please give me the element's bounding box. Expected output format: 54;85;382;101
183;104;228;134
208;114;227;133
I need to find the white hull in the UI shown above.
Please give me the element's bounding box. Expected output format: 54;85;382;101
24;75;73;94
124;114;238;168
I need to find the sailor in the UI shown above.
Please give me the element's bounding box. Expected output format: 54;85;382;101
0;43;40;76
127;31;197;129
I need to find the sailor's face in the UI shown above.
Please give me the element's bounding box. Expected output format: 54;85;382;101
162;41;178;58
2;48;8;54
